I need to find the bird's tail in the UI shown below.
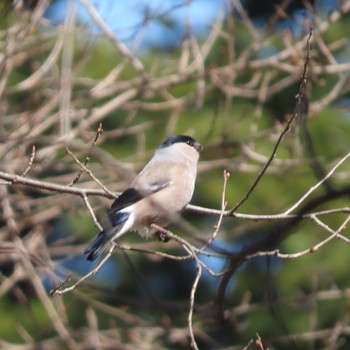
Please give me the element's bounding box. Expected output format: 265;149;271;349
84;230;111;261
84;211;131;261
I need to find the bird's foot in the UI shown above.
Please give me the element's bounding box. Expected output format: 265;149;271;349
155;230;170;242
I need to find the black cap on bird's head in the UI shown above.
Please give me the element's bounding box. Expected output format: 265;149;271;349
159;135;202;152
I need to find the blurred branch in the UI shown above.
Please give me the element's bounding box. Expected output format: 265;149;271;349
2;1;350;349
80;0;145;73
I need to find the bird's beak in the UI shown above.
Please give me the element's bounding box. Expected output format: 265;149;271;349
194;142;203;152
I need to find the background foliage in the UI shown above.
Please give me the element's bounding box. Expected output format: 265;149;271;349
1;0;350;349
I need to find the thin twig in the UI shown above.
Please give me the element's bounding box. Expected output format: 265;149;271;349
283;151;350;215
0;170;115;198
70;123;104;186
51;243;117;295
66;148;115;197
199;170;229;252
229;26;313;213
20;145;36;178
150;224;201;350
82;193;103;231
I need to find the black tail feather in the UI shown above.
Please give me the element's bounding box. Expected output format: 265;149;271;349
84;211;130;261
84;230;110;261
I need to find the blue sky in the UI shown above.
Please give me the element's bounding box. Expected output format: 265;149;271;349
45;0;227;51
45;0;342;52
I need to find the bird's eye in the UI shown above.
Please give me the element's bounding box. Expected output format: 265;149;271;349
186;140;192;145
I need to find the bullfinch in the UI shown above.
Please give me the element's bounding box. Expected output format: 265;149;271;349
84;135;202;261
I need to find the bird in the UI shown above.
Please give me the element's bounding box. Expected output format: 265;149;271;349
84;135;202;261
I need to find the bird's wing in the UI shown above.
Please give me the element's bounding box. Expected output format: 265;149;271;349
109;180;172;213
109;156;178;214
109;188;143;212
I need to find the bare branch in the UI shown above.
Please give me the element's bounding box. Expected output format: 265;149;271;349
51;243;117;295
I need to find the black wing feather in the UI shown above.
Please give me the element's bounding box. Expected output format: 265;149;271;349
109;180;172;213
109;188;143;212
